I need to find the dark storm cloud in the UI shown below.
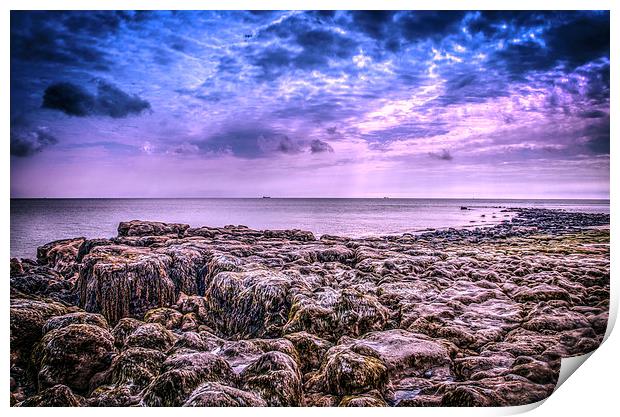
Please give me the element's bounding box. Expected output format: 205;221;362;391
350;11;397;39
261;134;303;154
583;117;610;155
579;110;607;119
42;83;95;117
428;149;453;161
437;69;510;106
196;129;305;158
545;14;610;68
586;136;610;154
295;28;358;63
246;13;359;80
466;11;548;36
475;11;609;80
346;11;465;54
195;126;330;158
42;81;151;118
398;11;466;41
10;11;123;70
310;139;334;154
10;128;59;157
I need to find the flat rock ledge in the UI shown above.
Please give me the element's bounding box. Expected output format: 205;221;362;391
10;208;609;407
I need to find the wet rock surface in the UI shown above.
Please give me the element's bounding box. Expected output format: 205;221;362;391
10;208;609;406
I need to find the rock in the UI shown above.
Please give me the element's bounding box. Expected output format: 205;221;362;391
143;307;183;329
339;391;388;407
117;220;189;237
111;318;143;349
308;344;389;396
354;329;451;379
441;384;494;406
43;312;109;334
510;356;558;384
141;352;235;406
37;237;85;277
76;239;115;262
78;246;177;324
124;323;175;352
513;284;572;303
285;287;389;341
284;331;333;373
440;375;553;406
10;263;74;303
172;331;223;353
522;304;591;332
34;324;114;393
174;293;209;320
183;382;267;406
16;384;84;407
10;298;70;364
110;347;167;390
240;351;303;406
204;270;294;338
87;384;137;407
180;312;200;332
453;352;514;380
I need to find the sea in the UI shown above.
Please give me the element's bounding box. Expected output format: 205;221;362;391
10;198;610;259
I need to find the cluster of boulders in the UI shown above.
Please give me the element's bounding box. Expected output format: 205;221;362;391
10;209;610;406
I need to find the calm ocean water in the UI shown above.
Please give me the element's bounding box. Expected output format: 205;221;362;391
10;198;610;259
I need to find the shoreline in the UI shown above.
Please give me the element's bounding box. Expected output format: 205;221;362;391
10;208;610;407
9;204;609;260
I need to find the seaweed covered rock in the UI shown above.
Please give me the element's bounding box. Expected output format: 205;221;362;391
123;323;175;352
16;384;84;407
37;237;86;277
144;307;183;330
111;318;143;349
284;331;333;373
78;246;177;324
172;331;224;353
440;375;554;406
339;391;388;407
141;352;236;406
285;288;389;341
204;270;294;338
87;385;138;407
354;329;452;379
10;298;70;363
183;382;267;406
43;312;109;334
34;324;115;393
10;261;75;303
110;347;167;390
240;351;303;406
307;344;388;396
117;220;190;237
510;356;558;385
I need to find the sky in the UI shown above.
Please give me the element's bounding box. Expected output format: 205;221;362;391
10;10;610;198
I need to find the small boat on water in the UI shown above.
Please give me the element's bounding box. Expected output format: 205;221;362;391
262;196;271;199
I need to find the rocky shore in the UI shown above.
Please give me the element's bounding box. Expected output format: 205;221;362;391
10;208;610;407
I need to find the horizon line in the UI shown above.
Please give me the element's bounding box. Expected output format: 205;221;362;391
10;197;611;201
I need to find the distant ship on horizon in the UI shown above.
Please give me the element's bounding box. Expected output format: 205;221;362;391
262;196;271;199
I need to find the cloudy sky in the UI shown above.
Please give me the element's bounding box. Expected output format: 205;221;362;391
10;10;609;198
